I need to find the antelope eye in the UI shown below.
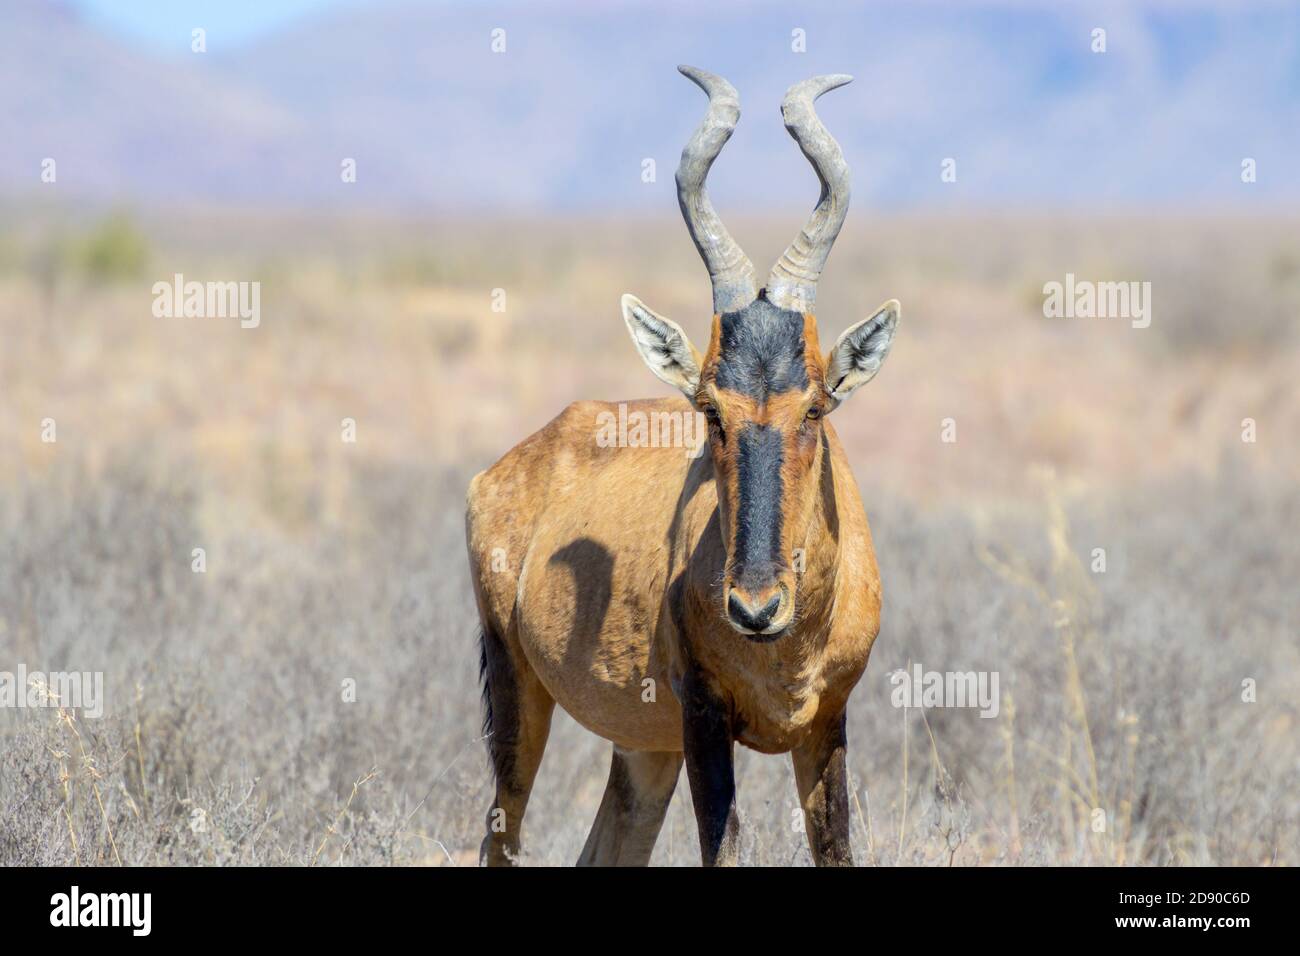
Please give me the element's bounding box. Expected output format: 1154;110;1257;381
806;406;823;421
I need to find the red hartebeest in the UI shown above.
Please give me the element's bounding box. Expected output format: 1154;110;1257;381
466;66;899;866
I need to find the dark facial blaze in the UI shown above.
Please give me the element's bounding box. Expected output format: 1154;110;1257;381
703;295;824;638
733;424;784;590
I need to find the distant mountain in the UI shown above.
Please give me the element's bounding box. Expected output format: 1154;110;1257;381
3;0;1298;209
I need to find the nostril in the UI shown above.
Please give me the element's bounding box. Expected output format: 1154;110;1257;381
727;592;754;629
728;590;782;632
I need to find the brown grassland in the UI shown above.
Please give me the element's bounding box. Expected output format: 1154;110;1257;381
1;209;1297;865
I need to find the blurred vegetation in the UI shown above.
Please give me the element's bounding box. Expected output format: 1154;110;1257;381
0;212;1296;865
19;212;152;293
378;251;451;287
75;212;150;282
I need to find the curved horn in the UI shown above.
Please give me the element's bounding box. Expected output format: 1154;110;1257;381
766;74;854;314
675;65;758;315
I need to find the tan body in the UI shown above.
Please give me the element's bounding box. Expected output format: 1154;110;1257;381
466;65;899;866
468;397;880;758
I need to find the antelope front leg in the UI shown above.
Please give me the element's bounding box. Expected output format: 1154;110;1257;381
680;674;740;866
791;710;854;866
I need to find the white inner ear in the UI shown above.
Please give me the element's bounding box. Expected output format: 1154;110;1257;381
621;293;701;396
826;299;899;403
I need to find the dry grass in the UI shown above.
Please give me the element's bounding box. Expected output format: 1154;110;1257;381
0;209;1296;865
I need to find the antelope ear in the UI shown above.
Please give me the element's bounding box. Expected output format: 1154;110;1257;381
621;293;702;398
824;299;899;409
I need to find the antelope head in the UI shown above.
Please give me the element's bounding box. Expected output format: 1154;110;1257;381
623;66;899;640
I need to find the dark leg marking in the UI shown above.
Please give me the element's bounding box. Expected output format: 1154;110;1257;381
791;710;854;866
478;623;554;866
680;672;740;866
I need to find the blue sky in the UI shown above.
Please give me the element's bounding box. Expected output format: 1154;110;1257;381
68;0;356;52
23;1;1298;208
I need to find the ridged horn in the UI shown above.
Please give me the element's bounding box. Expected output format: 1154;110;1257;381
766;74;854;313
675;65;758;315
